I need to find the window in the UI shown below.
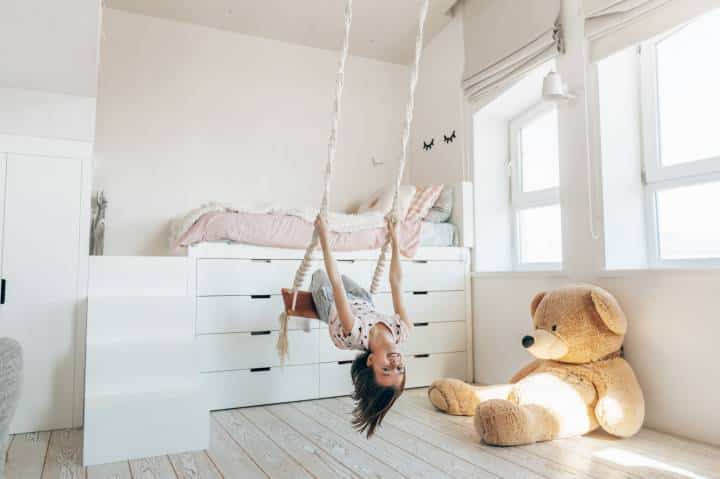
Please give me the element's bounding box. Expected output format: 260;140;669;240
509;104;562;268
641;9;720;266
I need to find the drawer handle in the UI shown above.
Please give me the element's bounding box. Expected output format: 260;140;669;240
251;258;272;263
337;360;353;365
250;367;272;373
0;279;5;305
414;322;429;327
414;353;430;358
412;259;429;264
337;259;356;264
412;291;428;295
250;294;271;299
251;330;272;336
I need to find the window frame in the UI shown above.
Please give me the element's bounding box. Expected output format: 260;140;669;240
509;102;562;270
640;24;720;268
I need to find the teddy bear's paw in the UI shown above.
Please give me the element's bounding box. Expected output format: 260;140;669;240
474;400;548;446
427;378;478;416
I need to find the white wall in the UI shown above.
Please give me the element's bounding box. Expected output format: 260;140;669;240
469;0;720;446
0;0;100;143
94;9;409;256
408;15;465;186
0;88;96;142
0;0;101;97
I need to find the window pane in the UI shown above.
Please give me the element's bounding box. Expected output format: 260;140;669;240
520;108;560;192
517;204;562;264
656;181;720;259
657;9;720;166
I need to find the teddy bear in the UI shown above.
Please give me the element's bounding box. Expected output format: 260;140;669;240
428;284;645;446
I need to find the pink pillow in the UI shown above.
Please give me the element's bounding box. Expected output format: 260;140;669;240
405;185;444;221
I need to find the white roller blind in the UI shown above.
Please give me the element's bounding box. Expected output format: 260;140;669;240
462;0;562;103
586;0;720;60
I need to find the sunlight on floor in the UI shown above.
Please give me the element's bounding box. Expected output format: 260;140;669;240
594;447;709;479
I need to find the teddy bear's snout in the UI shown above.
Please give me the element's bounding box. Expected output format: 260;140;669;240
523;329;569;360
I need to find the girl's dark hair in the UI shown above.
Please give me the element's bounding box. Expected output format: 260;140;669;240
350;351;406;438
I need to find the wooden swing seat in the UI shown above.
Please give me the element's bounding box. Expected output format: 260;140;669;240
281;288;319;319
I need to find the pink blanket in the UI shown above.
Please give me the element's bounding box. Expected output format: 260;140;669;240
175;211;423;257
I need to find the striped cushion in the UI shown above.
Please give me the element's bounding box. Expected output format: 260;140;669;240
405;185;444;221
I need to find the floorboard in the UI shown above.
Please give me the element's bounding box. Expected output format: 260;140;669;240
267;403;406;478
316;397;499;479
168;451;222;479
206;417;267;479
6;431;51;479
240;406;360;479
6;389;719;479
215;410;312;479
294;400;453;479
129;455;177;479
41;429;85;479
86;461;132;479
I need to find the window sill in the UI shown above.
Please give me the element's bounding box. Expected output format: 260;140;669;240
598;267;720;278
471;270;568;279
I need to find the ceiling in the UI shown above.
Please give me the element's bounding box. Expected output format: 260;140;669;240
105;0;459;64
0;0;101;97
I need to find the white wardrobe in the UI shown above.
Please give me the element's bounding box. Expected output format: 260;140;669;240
0;135;91;434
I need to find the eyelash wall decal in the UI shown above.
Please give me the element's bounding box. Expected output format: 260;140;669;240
443;130;457;144
423;139;434;151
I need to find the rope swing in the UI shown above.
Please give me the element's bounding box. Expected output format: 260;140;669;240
278;0;430;361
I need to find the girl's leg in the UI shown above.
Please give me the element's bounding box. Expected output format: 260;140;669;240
310;269;334;324
341;275;374;305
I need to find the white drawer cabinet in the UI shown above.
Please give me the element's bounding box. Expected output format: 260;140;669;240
189;245;471;410
198;329;318;372
374;291;466;323
197;295;316;334
403;322;466;355
203;364;319;410
197;259;303;296
406;352;466;389
318;334;362;363
403;260;465;292
319;361;354;398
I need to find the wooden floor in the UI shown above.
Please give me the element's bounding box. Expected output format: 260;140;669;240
7;389;719;479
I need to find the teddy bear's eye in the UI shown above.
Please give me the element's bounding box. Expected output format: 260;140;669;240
551;324;558;332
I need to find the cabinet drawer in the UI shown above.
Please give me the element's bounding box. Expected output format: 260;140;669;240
318;321;465;362
197;259;304;296
318;333;362;363
406;352;466;388
327;260;465;293
198;330;317;372
197;295;316;334
403;261;465;292
373;291;465;323
403;322;466;355
318;361;354;398
203;364;318;410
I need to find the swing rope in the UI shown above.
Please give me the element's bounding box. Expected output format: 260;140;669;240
278;0;353;360
369;0;429;294
278;0;430;360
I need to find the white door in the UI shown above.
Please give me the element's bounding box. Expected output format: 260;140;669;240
0;154;82;433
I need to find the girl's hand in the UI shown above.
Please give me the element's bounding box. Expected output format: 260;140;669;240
315;215;329;240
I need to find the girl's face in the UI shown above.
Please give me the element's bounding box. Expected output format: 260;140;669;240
367;351;405;388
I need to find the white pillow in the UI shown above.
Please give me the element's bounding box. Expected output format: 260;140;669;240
357;185;417;219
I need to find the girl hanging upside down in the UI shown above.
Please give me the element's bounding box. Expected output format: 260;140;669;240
312;215;412;438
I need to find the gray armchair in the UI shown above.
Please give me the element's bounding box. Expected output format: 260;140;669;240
0;338;22;474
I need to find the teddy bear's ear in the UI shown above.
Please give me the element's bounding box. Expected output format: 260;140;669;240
530;292;546;317
590;289;627;335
